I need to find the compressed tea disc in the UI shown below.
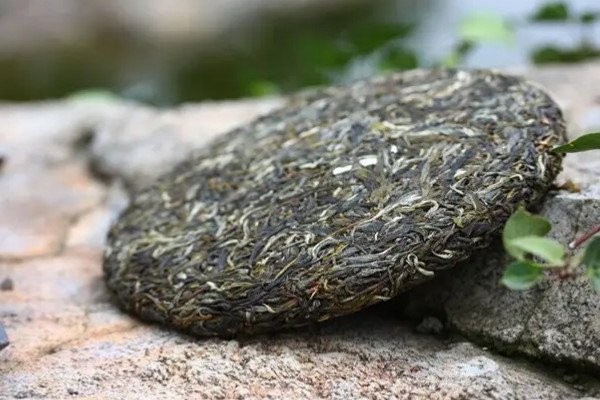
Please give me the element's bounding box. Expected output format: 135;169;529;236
103;69;565;337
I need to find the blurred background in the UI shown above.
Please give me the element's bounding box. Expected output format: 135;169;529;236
0;0;598;106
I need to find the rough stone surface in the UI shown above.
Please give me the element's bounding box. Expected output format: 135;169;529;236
90;98;283;191
2;62;600;398
0;310;589;400
404;184;600;372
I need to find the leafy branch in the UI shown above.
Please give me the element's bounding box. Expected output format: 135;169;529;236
501;132;600;292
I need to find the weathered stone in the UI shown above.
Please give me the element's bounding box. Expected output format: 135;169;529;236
404;184;600;372
0;284;591;399
2;63;600;398
0;163;105;259
89;98;283;190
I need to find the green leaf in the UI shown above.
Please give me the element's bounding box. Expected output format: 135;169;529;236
589;274;600;295
530;2;569;21
508;236;565;265
503;209;552;261
459;13;515;46
584;235;600;294
551;132;600;153
501;261;544;290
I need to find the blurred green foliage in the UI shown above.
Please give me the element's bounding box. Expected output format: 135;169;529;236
132;2;600;102
580;11;599;24
529;2;600;65
459;13;515;45
530;2;570;21
532;44;600;64
5;1;600;104
175;17;419;102
441;13;515;68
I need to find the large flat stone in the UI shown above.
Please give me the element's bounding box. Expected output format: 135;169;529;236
2;63;600;398
0;164;105;259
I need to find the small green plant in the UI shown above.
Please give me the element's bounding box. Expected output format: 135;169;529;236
501;132;600;292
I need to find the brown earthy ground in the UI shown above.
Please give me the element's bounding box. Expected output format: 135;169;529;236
1;63;600;399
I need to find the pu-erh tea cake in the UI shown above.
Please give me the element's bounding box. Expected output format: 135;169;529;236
103;69;566;337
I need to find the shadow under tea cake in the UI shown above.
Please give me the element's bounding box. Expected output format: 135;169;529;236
103;69;565;337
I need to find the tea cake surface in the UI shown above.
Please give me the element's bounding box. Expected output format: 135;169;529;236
103;69;565;337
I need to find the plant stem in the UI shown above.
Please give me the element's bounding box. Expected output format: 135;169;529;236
569;225;600;249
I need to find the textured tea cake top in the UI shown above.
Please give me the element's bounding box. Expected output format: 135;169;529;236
103;69;565;337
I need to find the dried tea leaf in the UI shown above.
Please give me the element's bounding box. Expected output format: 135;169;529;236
103;69;565;337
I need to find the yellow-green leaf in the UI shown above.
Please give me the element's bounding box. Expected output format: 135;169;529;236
503;209;552;261
508;236;565;265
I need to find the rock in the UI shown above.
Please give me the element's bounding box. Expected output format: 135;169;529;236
0;323;8;351
89;98;283;191
0;287;591;399
0;163;105;259
2;62;600;398
415;316;444;336
404;184;600;372
0;278;14;291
